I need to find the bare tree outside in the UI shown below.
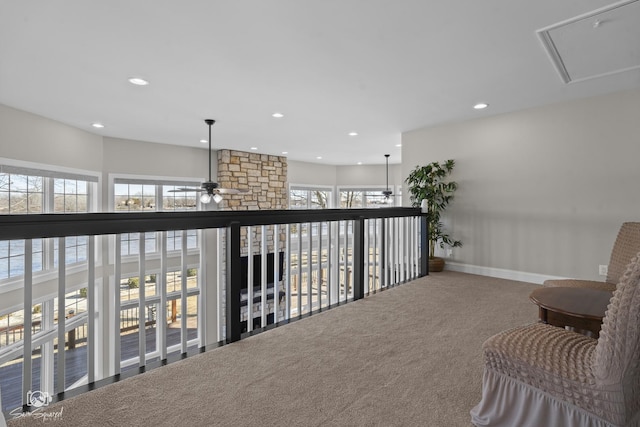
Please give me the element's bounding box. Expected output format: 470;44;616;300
311;190;329;209
340;191;363;208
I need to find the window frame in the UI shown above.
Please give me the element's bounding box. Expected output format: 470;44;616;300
337;184;402;208
0;159;100;287
288;184;334;209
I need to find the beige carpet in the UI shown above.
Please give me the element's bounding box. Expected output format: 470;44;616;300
7;271;539;427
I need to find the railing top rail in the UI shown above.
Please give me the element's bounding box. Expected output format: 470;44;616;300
0;207;422;239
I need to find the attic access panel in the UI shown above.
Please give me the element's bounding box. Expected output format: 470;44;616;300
537;0;640;83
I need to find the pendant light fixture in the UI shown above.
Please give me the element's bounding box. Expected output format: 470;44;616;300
169;119;248;203
382;154;393;202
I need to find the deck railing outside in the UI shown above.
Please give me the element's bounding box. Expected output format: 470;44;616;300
0;207;426;415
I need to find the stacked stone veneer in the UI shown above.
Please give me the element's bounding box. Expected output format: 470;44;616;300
217;150;288;334
217;150;288;211
217;149;288;256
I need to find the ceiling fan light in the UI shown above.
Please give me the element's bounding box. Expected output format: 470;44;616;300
212;193;223;203
200;193;212;204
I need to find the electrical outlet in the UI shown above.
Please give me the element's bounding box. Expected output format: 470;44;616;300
446;249;453;257
599;265;608;276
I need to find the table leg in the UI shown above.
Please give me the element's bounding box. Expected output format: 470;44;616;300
539;307;548;324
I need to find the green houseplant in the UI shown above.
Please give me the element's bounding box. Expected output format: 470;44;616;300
406;159;462;272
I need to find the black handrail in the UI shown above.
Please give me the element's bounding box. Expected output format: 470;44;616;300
0;207;421;239
0;207;428;343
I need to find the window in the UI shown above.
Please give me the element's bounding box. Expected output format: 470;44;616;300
339;187;400;208
114;180;200;256
0;162;98;411
0;173;43;214
53;178;90;266
289;186;332;209
113;178;202;369
114;183;156;211
163;186;198;251
0;166;97;281
54;179;88;213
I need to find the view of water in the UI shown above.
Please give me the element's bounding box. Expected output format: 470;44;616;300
1;233;199;279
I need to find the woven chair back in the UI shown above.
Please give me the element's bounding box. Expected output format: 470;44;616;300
594;252;640;421
606;222;640;285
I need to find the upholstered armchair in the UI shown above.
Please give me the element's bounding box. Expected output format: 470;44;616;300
471;253;640;426
544;222;640;292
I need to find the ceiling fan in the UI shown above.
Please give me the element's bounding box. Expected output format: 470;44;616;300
382;154;393;203
170;119;248;204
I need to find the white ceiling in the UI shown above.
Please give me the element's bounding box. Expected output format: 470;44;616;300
1;0;639;165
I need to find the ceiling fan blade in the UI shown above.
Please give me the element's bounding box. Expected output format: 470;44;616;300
168;187;204;192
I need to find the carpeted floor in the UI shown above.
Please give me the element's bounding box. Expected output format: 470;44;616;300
6;271;540;427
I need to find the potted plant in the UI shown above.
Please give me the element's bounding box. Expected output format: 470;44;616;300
406;159;462;272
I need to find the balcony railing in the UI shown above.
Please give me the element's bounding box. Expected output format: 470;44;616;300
0;207;426;415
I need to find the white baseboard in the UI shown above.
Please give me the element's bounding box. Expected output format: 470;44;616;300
444;261;567;285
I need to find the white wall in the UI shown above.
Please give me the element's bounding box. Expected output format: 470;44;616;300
336;163;402;188
0;104;103;171
102;137;208;178
289;160;402;188
288;160;337;186
102;136;210;208
0;105;211;194
402;88;640;281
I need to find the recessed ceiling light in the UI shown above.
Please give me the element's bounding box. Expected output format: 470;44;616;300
200;139;207;144
357;162;362;165
128;77;149;86
250;147;258;150
474;103;489;109
316;156;322;160
91;123;104;128
348;132;358;136
282;151;288;155
395;144;402;147
272;112;284;118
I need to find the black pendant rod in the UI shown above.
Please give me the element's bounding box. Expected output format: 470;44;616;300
205;119;215;182
385;154;390;192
